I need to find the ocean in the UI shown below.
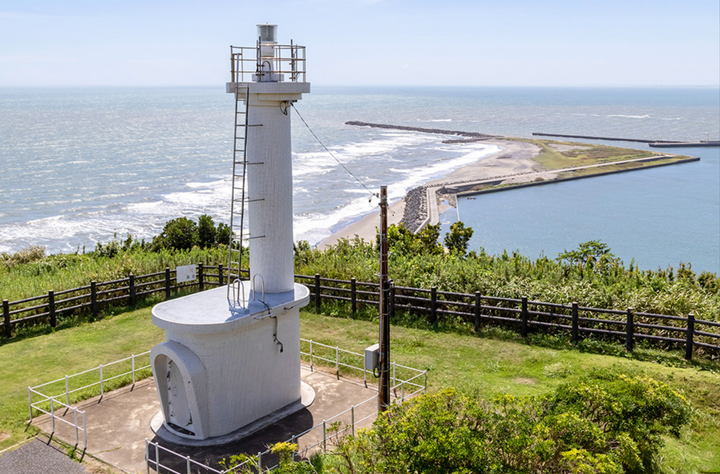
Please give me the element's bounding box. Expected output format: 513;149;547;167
1;86;718;273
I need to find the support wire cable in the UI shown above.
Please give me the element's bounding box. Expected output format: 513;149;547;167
292;103;378;200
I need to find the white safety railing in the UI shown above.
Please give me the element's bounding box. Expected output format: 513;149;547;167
300;339;428;396
27;388;87;451
145;339;427;473
28;350;152;451
145;440;225;474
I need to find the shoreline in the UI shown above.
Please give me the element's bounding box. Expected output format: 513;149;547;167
316;123;693;251
317;138;542;248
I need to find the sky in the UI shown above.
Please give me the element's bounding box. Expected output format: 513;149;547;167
1;0;718;88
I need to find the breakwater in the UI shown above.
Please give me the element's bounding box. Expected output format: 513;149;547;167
649;141;720;148
345;121;500;140
456;156;700;197
532;132;679;143
400;186;428;232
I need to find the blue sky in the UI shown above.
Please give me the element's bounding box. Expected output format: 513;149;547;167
1;0;718;87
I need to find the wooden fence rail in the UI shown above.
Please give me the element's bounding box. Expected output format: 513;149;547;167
2;268;718;360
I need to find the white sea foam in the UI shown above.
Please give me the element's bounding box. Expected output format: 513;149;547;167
1;86;716;268
293;142;500;245
608;114;650;119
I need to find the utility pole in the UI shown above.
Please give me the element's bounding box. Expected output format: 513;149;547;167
378;186;390;412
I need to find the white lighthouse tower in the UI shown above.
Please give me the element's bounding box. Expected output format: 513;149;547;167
149;25;311;443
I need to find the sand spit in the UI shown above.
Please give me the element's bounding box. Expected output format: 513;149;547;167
317;137;542;248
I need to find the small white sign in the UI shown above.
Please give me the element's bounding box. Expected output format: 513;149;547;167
176;264;197;283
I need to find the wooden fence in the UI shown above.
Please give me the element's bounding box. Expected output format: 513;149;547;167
296;274;720;361
1;264;234;339
3;268;719;361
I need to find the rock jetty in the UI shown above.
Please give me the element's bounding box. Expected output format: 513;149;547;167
345;121;500;140
400;186;428;233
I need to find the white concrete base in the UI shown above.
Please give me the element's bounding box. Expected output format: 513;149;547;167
150;381;316;447
150;284;310;440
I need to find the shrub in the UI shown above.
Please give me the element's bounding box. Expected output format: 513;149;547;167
322;370;690;473
0;245;46;268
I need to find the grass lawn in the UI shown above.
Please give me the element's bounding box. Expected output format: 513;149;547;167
1;303;718;473
528;139;658;169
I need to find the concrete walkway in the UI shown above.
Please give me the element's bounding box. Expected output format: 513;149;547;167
32;365;386;473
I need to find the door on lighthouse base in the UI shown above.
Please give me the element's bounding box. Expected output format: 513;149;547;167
166;359;194;435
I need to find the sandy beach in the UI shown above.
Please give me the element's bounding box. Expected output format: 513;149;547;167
317;138;542;248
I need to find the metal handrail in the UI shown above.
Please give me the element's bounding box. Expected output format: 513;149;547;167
230;43;307;83
144;340;427;473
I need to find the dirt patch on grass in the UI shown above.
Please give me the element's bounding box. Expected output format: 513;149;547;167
513;377;537;385
548;144;591;152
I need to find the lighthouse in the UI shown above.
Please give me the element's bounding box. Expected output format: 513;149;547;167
149;25;311;443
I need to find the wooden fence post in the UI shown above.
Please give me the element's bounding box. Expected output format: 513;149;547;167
315;274;321;312
48;290;56;328
571;302;579;344
198;263;204;291
389;280;395;320
91;281;97;318
350;277;357;314
685;313;695;361
218;264;224;286
430;287;437;324
165;268;171;298
626;307;634;352
129;274;136;306
474;292;481;333
521;297;528;338
3;300;10;338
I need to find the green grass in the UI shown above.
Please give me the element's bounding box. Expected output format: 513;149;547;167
1;304;718;472
0;304;165;449
527;139;658;170
300;308;720;474
0;245;228;302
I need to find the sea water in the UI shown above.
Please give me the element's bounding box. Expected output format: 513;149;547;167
1;86;718;273
451;145;719;273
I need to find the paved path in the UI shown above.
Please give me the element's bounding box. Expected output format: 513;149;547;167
0;439;87;474
30;365;397;473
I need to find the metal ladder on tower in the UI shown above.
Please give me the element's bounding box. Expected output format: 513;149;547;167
227;87;250;286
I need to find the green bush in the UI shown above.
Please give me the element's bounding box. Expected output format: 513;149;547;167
322;370;690;474
293;235;720;322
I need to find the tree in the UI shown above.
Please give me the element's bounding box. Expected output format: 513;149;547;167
557;240;617;267
156;217;197;250
216;223;232;247
197;214;217;248
382;223;443;257
444;221;474;257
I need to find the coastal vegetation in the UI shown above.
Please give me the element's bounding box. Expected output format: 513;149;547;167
295;225;719;322
311;374;691;473
2;217;718;324
529;139;657;169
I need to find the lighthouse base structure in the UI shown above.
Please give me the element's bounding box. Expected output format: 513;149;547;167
149;284;310;443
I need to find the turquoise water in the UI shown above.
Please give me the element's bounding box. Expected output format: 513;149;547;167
1;86;718;272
